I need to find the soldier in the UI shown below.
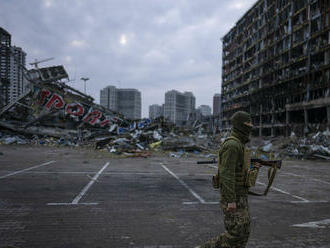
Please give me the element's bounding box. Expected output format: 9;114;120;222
196;111;254;248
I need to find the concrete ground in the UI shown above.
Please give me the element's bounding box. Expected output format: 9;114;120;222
0;145;329;248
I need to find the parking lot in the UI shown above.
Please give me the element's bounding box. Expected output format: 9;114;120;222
0;145;330;248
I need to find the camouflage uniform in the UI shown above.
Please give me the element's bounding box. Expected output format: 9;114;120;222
199;111;252;248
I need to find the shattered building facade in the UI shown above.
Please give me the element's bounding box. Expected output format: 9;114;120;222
221;0;330;136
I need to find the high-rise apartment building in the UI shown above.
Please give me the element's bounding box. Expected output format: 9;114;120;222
149;104;163;119
221;0;330;136
213;93;222;115
100;86;141;120
0;28;27;107
0;27;11;108
117;89;141;120
9;46;26;103
198;105;212;116
164;90;196;125
100;86;117;111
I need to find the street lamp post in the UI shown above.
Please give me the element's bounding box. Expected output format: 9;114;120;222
80;77;89;94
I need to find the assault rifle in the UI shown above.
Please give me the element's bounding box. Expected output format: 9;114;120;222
197;158;282;169
197;158;282;196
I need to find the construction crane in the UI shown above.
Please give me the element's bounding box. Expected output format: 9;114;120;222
29;57;54;69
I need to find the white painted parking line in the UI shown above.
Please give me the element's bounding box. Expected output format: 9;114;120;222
207;164;313;203
47;162;110;206
292;219;330;228
0;160;56;179
283;172;330;185
71;162;109;204
290;200;329;204
161;163;206;204
183;201;219;205
16;171;213;176
47;202;99;206
256;182;309;202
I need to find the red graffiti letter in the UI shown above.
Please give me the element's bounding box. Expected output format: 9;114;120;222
45;94;65;110
83;110;102;125
38;89;51;105
100;119;110;127
65;103;84;116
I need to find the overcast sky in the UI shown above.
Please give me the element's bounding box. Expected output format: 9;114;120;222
1;0;256;117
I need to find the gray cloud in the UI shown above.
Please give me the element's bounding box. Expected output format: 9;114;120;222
0;0;256;117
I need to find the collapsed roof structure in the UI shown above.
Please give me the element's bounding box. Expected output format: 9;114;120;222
0;64;127;139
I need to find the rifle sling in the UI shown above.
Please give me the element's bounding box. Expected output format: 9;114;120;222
248;165;278;196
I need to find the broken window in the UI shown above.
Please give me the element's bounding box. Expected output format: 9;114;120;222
308;107;327;123
311;17;322;33
290;110;305;123
311;51;325;69
310;1;321;19
293;0;307;13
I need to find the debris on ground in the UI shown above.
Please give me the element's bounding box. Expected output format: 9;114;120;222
248;129;330;160
1;64;329;160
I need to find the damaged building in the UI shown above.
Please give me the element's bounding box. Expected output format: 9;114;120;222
221;0;330;136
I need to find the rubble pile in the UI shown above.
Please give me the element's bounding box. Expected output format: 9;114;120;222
0;64;218;157
249;129;330;160
1;65;329;160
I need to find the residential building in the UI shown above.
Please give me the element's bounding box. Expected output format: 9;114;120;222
213;93;222;115
221;0;330;136
149;104;162;119
0;27;11;108
117;88;141;120
164;90;196;125
9;46;26;103
198;105;212;116
184;91;196;117
0;28;27;107
100;85;141;120
100;86;117;111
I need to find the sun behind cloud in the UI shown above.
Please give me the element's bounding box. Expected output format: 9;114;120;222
119;34;127;45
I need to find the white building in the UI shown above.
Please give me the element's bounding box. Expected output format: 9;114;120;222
100;85;141;120
164;90;195;125
198;105;212;116
149;104;162;119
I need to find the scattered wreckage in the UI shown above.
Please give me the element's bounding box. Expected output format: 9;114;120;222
0;65;329;160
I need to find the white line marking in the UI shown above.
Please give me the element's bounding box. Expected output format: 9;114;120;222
292;219;330;228
257;182;309;202
183;201;219;205
47;203;99;206
290;200;329;204
12;171;212;176
205;164;314;203
0;161;56;179
284;172;330;185
161;163;206;204
71;162;110;204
